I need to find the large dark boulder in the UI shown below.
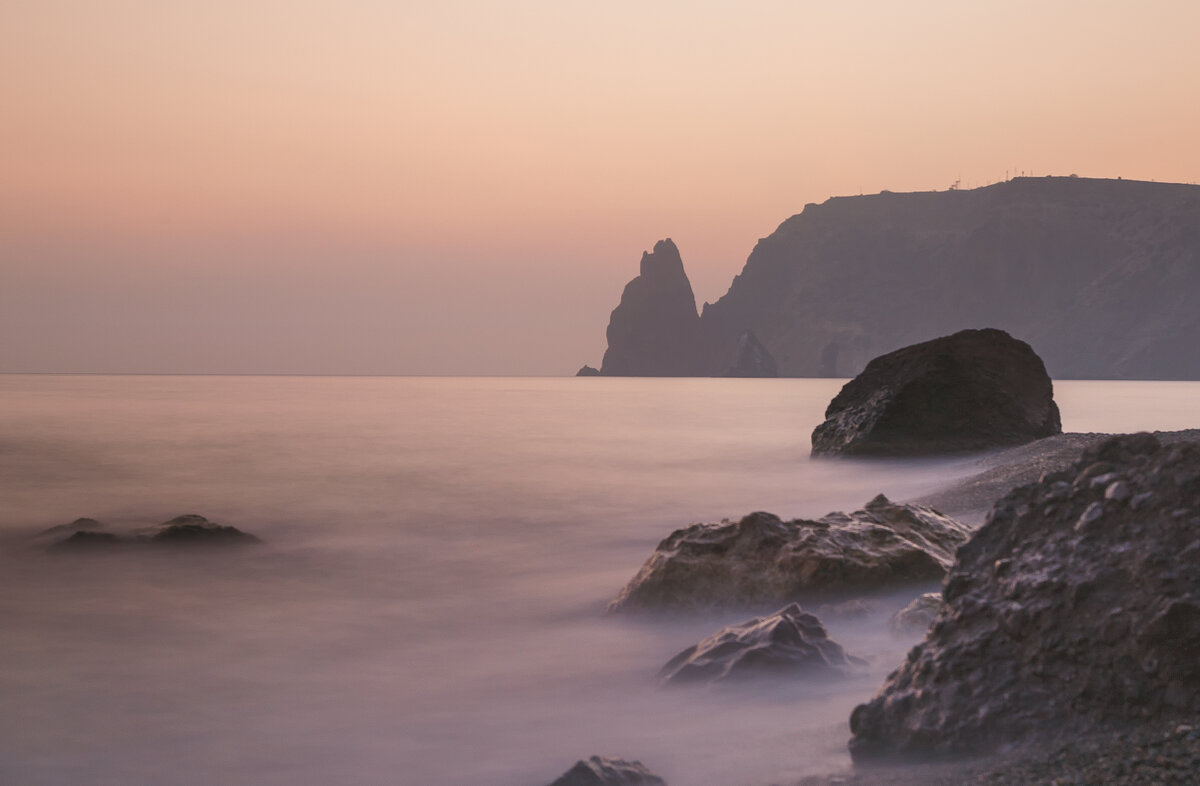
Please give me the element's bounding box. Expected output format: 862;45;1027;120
608;495;970;613
848;434;1200;760
599;239;702;376
658;603;860;685
811;328;1061;456
546;756;666;786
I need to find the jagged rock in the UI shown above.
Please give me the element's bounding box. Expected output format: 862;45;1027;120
888;593;943;635
608;495;971;613
848;434;1200;760
658;603;861;685
576;365;601;376
599;239;702;376
146;514;261;545
719;330;778;377
546;756;666;786
811;328;1061;456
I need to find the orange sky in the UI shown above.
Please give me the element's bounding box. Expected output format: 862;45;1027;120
3;1;1199;374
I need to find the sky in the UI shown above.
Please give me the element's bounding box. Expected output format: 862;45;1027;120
3;1;1199;375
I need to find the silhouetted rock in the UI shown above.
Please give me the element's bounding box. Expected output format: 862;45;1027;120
146;514;261;545
848;434;1200;760
50;530;122;550
658;603;860;685
36;517;105;541
888;593;943;635
608;495;970;613
811;328;1061;456
600;239;702;376
595;177;1200;379
547;756;666;786
576;365;601;376
719;330;778;377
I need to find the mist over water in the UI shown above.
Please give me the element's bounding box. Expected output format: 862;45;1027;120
2;376;1197;785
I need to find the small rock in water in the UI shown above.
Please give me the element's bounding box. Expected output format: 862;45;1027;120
1074;501;1104;532
546;756;666;786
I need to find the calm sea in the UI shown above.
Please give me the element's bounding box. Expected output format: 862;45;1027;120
2;376;1198;786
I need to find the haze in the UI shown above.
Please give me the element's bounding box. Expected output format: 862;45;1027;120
3;1;1199;375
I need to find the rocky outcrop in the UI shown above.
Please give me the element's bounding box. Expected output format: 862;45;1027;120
658;603;860;685
547;756;666;786
608;495;970;613
848;434;1200;760
719;330;778;377
591;177;1200;379
888;593;943;636
599;239;702;377
42;514;261;549
811;328;1061;456
576;365;601;376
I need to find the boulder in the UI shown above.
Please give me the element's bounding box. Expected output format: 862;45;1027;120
576;365;601;376
658;603;861;685
547;756;666;786
600;239;703;376
608;495;970;613
719;330;778;377
811;328;1061;456
888;593;943;636
848;434;1200;760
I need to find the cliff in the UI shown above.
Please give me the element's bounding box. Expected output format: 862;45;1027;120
589;177;1200;379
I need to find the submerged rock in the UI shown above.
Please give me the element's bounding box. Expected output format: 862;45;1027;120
848;434;1200;760
40;514;261;549
608;495;970;613
888;593;943;636
811;328;1061;456
145;514;261;545
719;330;778;377
547;756;666;786
50;530;123;550
576;365;601;377
658;603;860;685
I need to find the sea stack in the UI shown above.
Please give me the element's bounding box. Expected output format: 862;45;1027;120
811;328;1062;456
600;239;702;376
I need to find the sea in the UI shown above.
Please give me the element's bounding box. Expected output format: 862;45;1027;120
2;375;1199;786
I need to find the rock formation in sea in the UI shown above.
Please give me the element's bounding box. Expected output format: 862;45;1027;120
811;328;1062;456
546;756;666;786
576;365;601;376
848;434;1200;760
43;514;261;549
588;177;1200;379
608;495;970;613
719;329;778;377
599;239;703;376
658;603;860;686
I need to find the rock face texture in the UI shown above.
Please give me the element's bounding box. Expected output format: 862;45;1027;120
591;177;1200;379
599;239;702;377
547;756;666;786
658;603;859;685
811;328;1062;456
719;330;778;377
608;495;971;613
848;434;1200;760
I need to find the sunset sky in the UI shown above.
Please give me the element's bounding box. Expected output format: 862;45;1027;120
3;1;1199;374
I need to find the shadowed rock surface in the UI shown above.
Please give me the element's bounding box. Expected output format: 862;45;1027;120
599;239;701;377
658;603;860;685
608;495;970;613
888;593;943;636
546;756;666;786
811;328;1061;456
848;434;1200;760
719;329;778;377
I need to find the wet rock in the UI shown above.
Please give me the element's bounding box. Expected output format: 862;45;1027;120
848;434;1200;761
608;495;970;612
719;329;778;377
658;603;861;685
146;514;261;545
888;593;943;635
547;756;666;786
811;328;1061;456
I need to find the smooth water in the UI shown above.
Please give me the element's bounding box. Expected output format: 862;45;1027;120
2;376;1197;786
